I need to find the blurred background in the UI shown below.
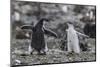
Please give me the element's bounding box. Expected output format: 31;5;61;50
11;1;96;38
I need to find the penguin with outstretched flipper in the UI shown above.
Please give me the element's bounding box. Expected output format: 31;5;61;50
21;18;57;55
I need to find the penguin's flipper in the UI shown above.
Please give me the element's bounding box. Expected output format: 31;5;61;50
20;25;33;30
43;27;57;38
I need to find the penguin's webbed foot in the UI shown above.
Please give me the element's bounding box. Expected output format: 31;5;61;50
37;51;46;55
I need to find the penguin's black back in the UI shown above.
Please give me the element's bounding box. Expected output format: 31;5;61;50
31;18;57;52
31;19;45;52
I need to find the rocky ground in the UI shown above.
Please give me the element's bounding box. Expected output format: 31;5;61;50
11;38;96;66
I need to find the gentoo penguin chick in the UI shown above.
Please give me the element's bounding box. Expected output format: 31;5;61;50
66;22;89;54
21;18;57;55
66;22;80;53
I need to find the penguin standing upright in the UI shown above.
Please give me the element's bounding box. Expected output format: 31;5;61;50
66;22;89;53
21;18;57;55
66;22;80;53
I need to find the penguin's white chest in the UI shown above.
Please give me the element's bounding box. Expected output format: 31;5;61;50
67;28;80;53
67;28;78;42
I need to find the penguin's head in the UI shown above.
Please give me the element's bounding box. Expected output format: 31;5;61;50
35;18;50;28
